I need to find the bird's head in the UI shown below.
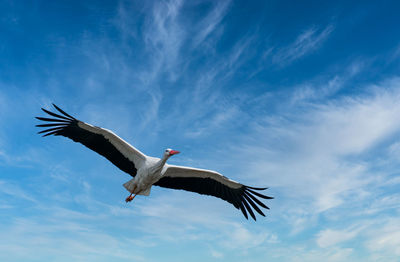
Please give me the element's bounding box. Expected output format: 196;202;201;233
164;148;180;158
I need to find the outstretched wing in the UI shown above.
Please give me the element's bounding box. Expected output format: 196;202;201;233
154;164;273;220
36;104;146;177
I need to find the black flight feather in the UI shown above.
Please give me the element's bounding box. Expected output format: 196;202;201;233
246;188;274;199
35;117;70;123
36;104;138;177
52;103;76;120
244;191;269;209
38;127;64;134
243;193;265;216
36;123;68;128
154;175;272;221
242;197;256;220
41;108;72;121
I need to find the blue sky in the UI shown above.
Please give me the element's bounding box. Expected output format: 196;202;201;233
1;0;400;261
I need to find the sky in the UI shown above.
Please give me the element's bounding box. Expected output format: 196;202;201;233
1;0;400;261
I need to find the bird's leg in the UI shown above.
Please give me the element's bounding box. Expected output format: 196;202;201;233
125;185;137;203
125;193;138;203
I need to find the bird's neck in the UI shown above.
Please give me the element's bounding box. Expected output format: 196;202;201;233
151;156;169;173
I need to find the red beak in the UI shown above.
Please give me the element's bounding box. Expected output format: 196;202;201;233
169;150;180;156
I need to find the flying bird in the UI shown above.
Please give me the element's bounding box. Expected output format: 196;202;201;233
36;104;273;220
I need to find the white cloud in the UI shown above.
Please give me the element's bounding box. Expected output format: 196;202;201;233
192;0;231;48
220;223;271;251
301;248;354;262
264;245;354;262
362;193;400;215
0;180;37;203
316;228;359;248
210;249;224;258
0;217;146;262
290;60;367;104
142;0;185;82
315;216;400;261
273;24;334;66
134;190;275;254
216;77;400;239
365;219;400;256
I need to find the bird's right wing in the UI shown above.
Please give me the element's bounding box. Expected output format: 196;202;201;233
36;104;147;177
154;164;272;220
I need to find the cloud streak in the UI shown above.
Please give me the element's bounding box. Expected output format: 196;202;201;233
272;25;334;66
192;0;231;48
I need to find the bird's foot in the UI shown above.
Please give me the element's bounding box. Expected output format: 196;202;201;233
125;195;134;203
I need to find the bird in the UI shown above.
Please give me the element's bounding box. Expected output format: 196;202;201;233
35;104;273;220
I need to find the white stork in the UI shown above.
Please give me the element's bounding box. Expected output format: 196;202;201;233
36;104;272;220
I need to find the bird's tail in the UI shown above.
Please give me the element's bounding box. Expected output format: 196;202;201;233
123;179;151;196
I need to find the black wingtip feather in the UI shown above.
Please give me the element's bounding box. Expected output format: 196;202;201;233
246;186;269;190
36;123;68;127
36;105;77;138
238;186;273;219
41;107;72;121
52;104;76;120
36;117;70;123
38;127;64;134
244;191;269;209
242;198;256;221
246;188;273;199
239;203;249;219
243;194;265;217
42;130;61;137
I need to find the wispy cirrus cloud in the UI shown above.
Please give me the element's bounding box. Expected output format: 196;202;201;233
216;76;400;240
312;215;400;261
0;215;147;262
316;227;361;248
192;0;231;48
78;0;256;144
135;190;277;256
142;0;185;81
272;24;334;66
0;180;37;203
365;218;400;257
290;59;367;103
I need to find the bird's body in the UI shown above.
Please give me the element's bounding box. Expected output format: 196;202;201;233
124;155;168;196
36;104;273;220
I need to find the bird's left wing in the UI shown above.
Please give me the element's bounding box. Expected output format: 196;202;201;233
36;104;147;177
154;164;273;220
